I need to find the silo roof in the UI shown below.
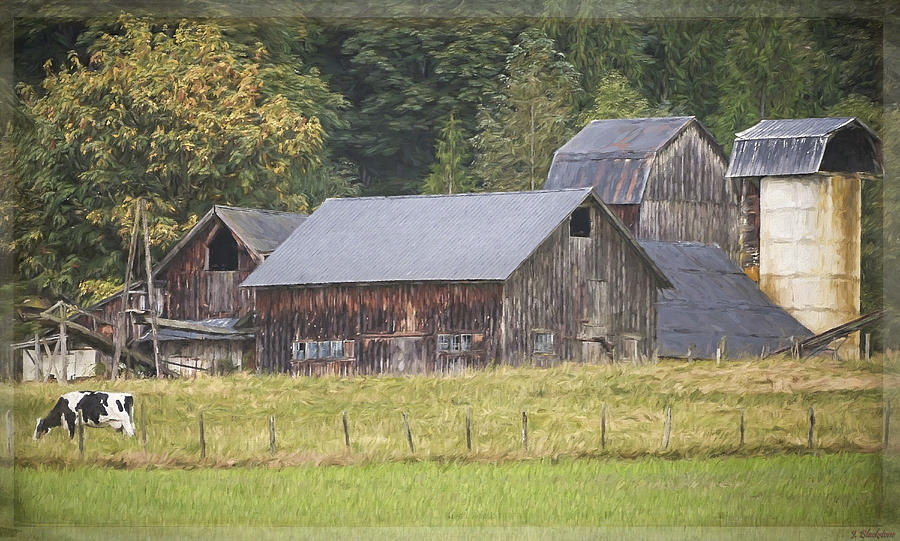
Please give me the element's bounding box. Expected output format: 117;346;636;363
726;117;881;177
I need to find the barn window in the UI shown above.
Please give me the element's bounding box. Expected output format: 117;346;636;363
460;334;473;351
318;341;332;358
570;207;591;238
437;334;451;352
306;341;318;359
207;229;239;271
292;342;305;360
534;332;554;353
331;340;344;358
450;335;461;352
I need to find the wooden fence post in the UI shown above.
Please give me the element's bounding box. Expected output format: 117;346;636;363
521;410;528;452
687;345;694;364
807;405;815;449
269;415;276;455
865;333;871;362
58;304;68;385
77;409;84;456
402;412;414;453
465;407;472;452
739;408;745;447
342;410;350;449
6;410;13;458
199;411;206;459
662;405;672;450
141;402;147;453
885;399;892;448
601;404;607;450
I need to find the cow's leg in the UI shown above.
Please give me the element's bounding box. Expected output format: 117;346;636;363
64;408;77;439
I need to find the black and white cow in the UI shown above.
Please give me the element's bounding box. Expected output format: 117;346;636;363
33;391;135;440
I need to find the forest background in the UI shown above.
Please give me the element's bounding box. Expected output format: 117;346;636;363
0;1;894;347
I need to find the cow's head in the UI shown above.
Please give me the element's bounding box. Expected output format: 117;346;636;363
33;417;50;440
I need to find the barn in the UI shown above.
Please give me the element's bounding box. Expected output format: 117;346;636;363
80;205;307;376
726;117;881;355
545;116;740;260
242;189;672;375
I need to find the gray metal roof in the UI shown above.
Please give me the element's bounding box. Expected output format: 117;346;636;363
546;117;720;204
639;241;812;359
155;205;307;274
213;206;308;255
726;117;881;177
243;189;670;288
137;318;252;342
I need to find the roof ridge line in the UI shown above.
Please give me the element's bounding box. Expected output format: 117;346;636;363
321;188;592;203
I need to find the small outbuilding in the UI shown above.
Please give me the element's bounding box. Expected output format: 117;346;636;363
546;117;740;260
242;189;672;375
726;117;881;355
639;241;812;359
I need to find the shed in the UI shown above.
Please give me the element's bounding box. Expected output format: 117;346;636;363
639;241;812;359
726;117;881;356
85;204;306;374
242;189;671;375
546;116;740;259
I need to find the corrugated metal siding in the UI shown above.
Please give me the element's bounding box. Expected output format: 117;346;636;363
640;241;812;359
243;189;595;286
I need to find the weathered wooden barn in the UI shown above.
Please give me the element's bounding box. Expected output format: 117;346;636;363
79;205;307;376
726;117;881;355
545;117;740;260
639;241;812;359
242;189;672;375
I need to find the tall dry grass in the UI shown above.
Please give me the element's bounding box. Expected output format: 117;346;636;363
7;354;897;468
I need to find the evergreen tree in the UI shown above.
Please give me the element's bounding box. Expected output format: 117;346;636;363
422;113;474;194
472;29;581;192
578;70;663;125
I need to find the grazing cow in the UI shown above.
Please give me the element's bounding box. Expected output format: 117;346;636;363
33;391;135;440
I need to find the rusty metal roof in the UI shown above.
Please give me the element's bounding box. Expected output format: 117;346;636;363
243;189;670;287
726;117;881;177
545;117;706;204
639;241;812;359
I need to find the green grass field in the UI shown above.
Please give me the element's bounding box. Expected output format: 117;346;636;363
11;454;887;527
6;355;898;532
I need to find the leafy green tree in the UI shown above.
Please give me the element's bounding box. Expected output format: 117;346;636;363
472;29;581;192
422;112;474;194
12;16;341;300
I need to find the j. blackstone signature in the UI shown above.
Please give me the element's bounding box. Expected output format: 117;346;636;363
852;529;896;539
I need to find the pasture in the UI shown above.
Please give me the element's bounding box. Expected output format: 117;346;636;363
5;355;898;535
8;356;895;466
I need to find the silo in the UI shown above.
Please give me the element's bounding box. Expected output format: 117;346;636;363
758;173;861;347
726;118;881;357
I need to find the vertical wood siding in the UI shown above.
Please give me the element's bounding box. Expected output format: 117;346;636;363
642;125;740;259
501;201;658;365
255;283;504;374
162;218;257;320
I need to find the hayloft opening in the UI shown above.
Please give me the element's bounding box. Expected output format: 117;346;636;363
208;229;238;271
570;207;591;237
